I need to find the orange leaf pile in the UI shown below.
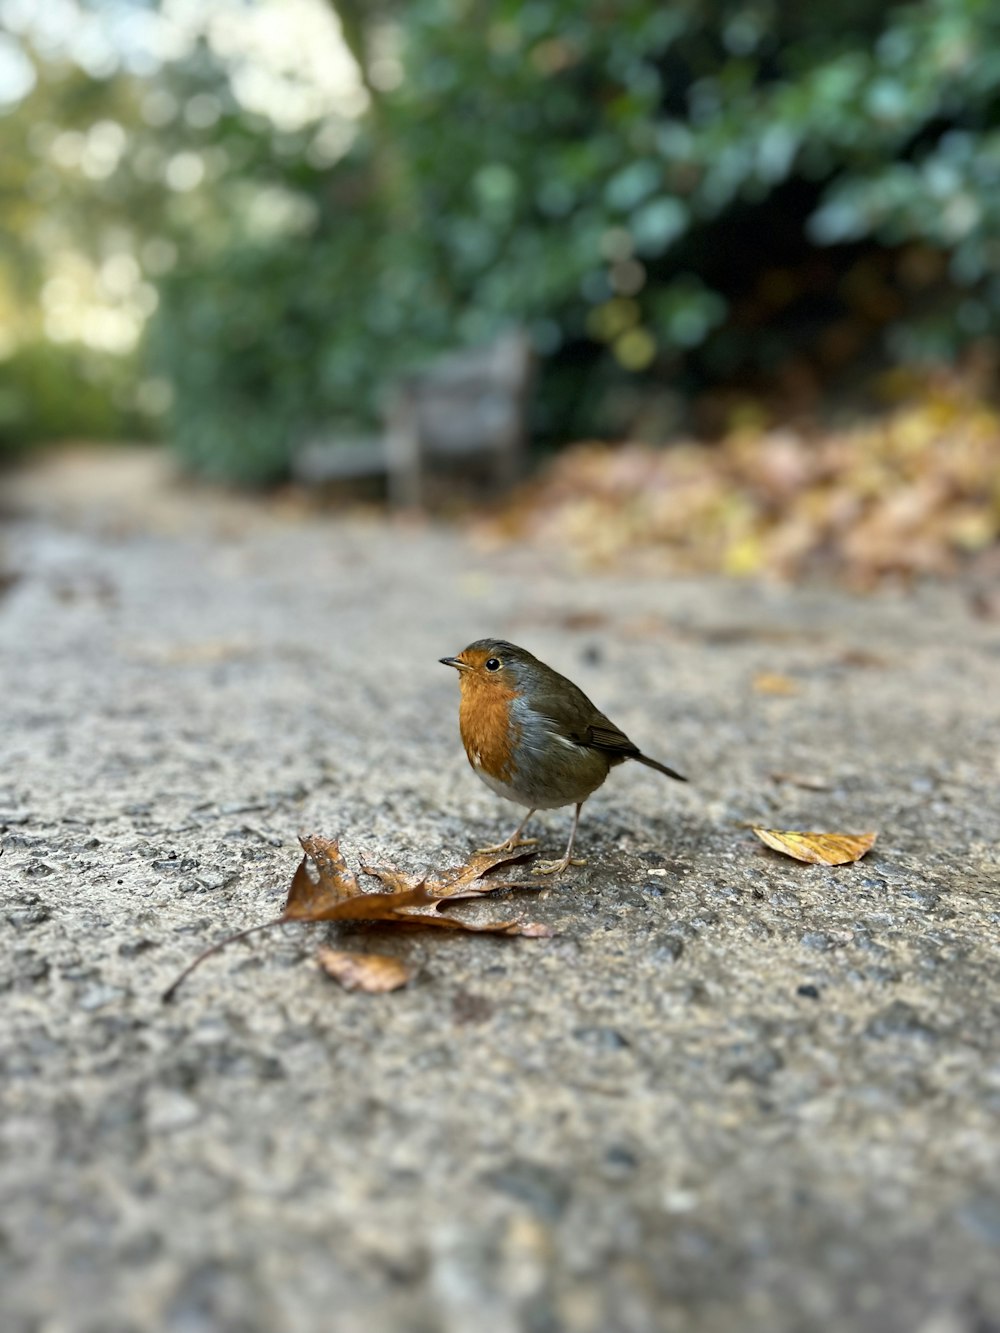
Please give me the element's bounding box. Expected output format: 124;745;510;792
163;836;549;1001
751;827;877;865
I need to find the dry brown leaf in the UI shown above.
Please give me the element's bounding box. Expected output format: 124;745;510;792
284;835;360;915
752;672;800;695
558;610;609;631
970;586;1000;621
751;827;877;865
398;912;552;936
316;948;413;993
282;835;444;923
837;649;889;669
359;848;549;934
163;836;550;1001
360;846;540;901
769;772;833;791
286;839;545;928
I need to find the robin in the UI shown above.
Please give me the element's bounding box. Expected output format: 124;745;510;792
440;638;687;874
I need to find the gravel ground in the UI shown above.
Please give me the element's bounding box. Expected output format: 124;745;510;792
2;451;999;1333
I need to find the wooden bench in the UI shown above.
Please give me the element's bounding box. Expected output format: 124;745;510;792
292;329;533;507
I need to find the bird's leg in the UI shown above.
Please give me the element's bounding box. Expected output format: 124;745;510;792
475;809;538;855
536;802;587;875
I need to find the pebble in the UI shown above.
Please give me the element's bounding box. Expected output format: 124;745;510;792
78;984;125;1011
144;1089;202;1133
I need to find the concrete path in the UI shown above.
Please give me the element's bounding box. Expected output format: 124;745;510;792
2;451;999;1333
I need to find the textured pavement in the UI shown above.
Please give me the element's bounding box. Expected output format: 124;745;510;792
2;451;999;1333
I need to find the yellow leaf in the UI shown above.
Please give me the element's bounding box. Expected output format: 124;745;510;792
751;827;877;866
723;534;764;576
752;672;799;695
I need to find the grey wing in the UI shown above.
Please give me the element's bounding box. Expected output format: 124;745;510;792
524;670;687;783
576;711;686;780
526;676;640;758
582;717;642;759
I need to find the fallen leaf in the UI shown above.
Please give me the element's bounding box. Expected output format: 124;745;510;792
316;948;413;993
162;836;550;1001
0;567;22;600
836;649;889;669
769;772;833;791
402;913;552;936
752;672;800;695
284;838;545;929
284;835;360;915
969;586;1000;622
558;610;609;631
751;827;877;865
131;639;251;665
360;846;540;900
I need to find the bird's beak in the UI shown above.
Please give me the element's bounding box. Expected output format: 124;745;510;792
439;656;472;672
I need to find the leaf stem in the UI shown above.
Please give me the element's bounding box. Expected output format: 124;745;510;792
161;916;287;1004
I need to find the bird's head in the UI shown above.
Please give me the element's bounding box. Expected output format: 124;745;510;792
439;639;537;693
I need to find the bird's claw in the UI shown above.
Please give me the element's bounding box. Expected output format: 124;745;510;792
535;856;586;876
474;836;539;855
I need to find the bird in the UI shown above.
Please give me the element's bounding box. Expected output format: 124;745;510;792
440;638;687;874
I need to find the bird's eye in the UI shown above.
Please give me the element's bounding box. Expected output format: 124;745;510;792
485;657;501;672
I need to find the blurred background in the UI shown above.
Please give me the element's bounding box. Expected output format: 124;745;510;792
1;0;999;586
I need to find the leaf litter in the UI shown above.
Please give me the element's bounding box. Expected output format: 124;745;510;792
476;380;1000;586
162;836;549;1002
164;822;884;1001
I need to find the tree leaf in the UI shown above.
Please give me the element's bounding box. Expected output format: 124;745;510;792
360;846;541;901
284;835;361;916
751;827;877;865
389;908;553;936
283;837;442;923
162;836;550;1001
316;948;413;993
752;672;799;695
769;772;832;791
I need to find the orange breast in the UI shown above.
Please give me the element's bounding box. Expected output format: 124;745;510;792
458;676;521;781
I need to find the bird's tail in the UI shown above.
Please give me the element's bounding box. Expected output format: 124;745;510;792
634;753;688;782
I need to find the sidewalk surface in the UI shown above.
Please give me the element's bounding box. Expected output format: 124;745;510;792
2;451;999;1333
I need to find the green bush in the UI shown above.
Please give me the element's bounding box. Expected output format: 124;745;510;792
148;0;1000;482
0;341;128;456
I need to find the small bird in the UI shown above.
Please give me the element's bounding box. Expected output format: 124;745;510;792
440;638;687;874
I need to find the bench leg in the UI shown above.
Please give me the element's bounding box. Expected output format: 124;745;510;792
386;394;422;509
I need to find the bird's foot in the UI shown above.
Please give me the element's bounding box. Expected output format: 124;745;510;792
535;856;586;876
474;835;539;855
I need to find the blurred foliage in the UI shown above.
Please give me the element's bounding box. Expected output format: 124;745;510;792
0;61;119;451
150;0;1000;481
478;374;1000;587
0;341;129;452
3;0;1000;480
